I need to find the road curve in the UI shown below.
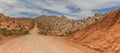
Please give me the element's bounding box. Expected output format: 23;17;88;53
0;26;85;53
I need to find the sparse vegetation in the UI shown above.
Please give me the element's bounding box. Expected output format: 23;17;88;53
39;31;47;35
0;14;35;37
59;34;65;36
0;28;29;37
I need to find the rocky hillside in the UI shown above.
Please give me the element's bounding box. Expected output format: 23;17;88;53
0;13;34;36
35;14;104;36
69;8;120;53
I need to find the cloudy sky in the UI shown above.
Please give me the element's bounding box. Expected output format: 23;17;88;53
0;0;120;19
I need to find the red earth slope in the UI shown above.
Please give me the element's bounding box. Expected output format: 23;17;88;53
69;8;120;53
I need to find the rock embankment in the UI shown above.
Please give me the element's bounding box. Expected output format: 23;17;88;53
70;8;120;53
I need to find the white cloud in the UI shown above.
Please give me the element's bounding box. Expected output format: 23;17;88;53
0;0;17;13
0;9;3;12
0;0;17;4
31;0;70;13
0;0;120;19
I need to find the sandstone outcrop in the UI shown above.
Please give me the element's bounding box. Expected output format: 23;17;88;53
35;14;104;36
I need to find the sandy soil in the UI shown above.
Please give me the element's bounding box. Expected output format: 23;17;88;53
0;26;97;53
0;35;17;45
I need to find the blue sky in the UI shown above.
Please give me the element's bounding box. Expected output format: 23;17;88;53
0;0;120;19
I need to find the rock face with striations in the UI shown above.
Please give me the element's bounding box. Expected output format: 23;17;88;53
69;8;120;53
35;14;104;36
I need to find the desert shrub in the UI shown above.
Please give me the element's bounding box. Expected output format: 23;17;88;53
0;28;29;37
59;34;65;36
39;32;47;35
18;30;29;35
29;24;35;30
0;28;13;37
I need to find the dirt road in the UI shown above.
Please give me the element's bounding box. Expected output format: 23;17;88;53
0;26;94;53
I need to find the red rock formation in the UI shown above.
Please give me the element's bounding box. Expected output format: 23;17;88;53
0;13;34;44
70;8;120;53
0;14;34;30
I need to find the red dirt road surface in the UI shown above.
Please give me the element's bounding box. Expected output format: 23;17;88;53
0;26;97;53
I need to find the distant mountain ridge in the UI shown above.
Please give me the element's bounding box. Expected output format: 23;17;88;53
35;14;104;36
0;13;105;36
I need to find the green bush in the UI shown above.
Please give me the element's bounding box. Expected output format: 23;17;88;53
18;30;29;35
0;28;29;37
0;29;13;37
